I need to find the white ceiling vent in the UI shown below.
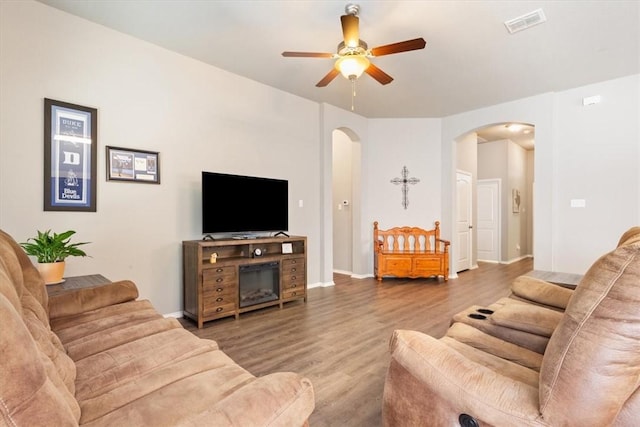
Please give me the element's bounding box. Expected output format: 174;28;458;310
504;9;547;34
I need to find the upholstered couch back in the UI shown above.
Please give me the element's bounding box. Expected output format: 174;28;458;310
0;229;81;425
539;231;640;425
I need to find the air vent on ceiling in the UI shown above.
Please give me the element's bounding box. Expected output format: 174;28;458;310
504;9;546;34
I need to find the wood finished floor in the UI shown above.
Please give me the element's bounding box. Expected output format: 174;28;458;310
179;258;533;427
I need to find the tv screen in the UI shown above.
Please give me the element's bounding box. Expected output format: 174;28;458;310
202;171;288;235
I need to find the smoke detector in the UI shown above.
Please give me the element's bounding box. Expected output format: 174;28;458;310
504;9;547;34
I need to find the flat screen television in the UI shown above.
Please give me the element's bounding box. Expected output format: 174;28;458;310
202;171;288;236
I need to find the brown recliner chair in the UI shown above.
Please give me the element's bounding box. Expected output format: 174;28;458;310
382;229;640;426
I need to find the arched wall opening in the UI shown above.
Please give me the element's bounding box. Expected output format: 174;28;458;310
441;93;555;276
332;128;362;275
455;122;535;272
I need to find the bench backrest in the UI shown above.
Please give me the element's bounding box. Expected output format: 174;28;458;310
374;221;447;253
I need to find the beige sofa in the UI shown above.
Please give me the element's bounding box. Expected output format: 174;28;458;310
0;229;315;426
382;227;640;426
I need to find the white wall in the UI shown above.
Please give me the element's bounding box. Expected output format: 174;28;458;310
552;75;640;273
443;75;639;274
365;119;442;229
0;1;322;315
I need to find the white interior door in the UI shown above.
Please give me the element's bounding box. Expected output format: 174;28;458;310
456;171;472;272
477;179;500;262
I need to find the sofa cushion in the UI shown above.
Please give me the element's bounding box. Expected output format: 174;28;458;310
74;327;220;399
184;372;316;427
490;303;563;338
445;322;543;371
51;299;162;343
440;336;539;388
66;316;184;362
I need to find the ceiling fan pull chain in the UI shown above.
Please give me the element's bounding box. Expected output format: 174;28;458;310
351;77;356;111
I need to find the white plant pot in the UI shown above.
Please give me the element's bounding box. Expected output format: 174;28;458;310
37;261;66;285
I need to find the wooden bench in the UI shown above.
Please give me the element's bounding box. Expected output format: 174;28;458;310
374;221;450;282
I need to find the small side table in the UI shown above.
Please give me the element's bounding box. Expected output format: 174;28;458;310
526;270;583;289
46;274;111;297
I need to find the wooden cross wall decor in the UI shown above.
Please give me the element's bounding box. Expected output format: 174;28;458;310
390;166;420;209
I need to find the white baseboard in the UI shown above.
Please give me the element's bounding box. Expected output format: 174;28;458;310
164;311;183;319
503;254;533;264
308;281;334;288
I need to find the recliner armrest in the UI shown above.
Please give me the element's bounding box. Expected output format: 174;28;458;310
511;275;574;310
48;280;139;319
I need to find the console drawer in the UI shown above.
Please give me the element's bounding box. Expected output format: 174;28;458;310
282;257;305;273
282;288;305;300
203;300;236;317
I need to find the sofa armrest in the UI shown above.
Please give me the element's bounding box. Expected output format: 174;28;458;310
490;303;563;338
511;275;574;309
48;280;139;320
383;330;541;426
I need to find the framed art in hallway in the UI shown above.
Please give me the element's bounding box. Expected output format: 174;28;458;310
44;98;97;212
106;146;160;184
512;188;521;213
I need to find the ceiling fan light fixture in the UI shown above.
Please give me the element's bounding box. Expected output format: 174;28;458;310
335;55;370;80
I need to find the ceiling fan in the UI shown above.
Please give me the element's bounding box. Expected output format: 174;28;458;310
282;3;426;88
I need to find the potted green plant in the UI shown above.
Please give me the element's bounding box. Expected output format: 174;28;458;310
20;229;90;285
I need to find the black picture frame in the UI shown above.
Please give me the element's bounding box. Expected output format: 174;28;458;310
106;146;160;184
44;98;98;212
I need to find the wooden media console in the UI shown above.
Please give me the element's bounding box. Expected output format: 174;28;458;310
183;235;307;328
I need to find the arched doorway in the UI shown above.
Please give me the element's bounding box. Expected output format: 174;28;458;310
331;127;362;277
455;122;535;268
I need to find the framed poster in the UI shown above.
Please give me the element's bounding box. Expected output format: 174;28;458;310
44;98;97;212
106;146;160;184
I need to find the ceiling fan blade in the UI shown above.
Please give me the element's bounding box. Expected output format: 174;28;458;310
370;38;426;57
340;14;360;47
316;68;340;87
282;51;334;58
365;63;394;85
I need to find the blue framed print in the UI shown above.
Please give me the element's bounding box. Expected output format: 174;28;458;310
44;99;97;212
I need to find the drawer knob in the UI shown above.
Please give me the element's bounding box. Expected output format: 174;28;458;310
216;268;223;272
291;268;297;272
216;297;223;302
291;292;297;296
216;287;223;292
291;276;296;280
216;307;223;312
292;284;297;288
216;278;223;282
